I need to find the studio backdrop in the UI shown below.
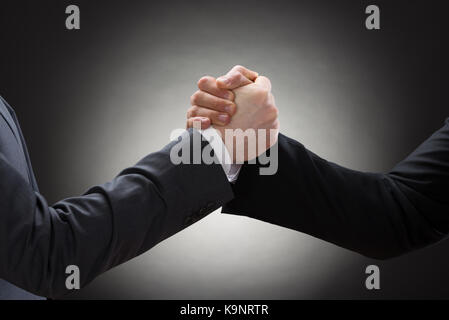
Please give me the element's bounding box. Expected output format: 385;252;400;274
0;0;448;299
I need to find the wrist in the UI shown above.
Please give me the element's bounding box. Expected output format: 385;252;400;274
214;126;237;163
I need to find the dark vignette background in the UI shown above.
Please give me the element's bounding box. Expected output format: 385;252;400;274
0;0;448;299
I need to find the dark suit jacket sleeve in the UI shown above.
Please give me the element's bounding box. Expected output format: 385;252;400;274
0;129;233;298
223;119;449;260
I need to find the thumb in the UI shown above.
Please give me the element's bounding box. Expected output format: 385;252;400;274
217;70;252;90
255;76;272;92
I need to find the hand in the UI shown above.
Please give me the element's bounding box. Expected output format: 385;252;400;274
187;65;279;163
186;65;258;128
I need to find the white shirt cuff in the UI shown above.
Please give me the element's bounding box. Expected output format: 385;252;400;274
200;127;242;183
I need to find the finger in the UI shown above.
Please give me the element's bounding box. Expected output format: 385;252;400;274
198;76;234;101
216;70;253;90
190;90;236;115
268;92;276;107
255;76;272;92
229;65;259;81
186;117;211;129
216;65;258;89
187;106;230;126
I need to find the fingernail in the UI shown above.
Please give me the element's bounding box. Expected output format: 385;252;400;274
225;105;233;113
224;92;233;100
218;114;229;124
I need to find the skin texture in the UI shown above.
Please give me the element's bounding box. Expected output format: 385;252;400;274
187;66;279;162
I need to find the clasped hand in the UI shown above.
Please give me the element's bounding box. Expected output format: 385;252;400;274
186;65;280;163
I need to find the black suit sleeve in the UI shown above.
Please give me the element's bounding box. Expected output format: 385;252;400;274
223;119;449;260
0;129;233;298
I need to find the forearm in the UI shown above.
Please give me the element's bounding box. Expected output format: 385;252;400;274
223;131;448;259
0;130;233;298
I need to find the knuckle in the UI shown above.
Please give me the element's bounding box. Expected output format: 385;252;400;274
274;119;280;129
256;88;270;100
197;76;213;88
264;104;278;120
232;65;244;73
187;106;198;118
262;89;270;98
270;105;279;118
269;119;280;131
190;91;201;105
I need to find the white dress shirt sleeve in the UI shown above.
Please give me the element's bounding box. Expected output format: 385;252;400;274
200;127;242;183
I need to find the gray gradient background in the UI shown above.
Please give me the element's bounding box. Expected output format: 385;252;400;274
0;0;448;299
